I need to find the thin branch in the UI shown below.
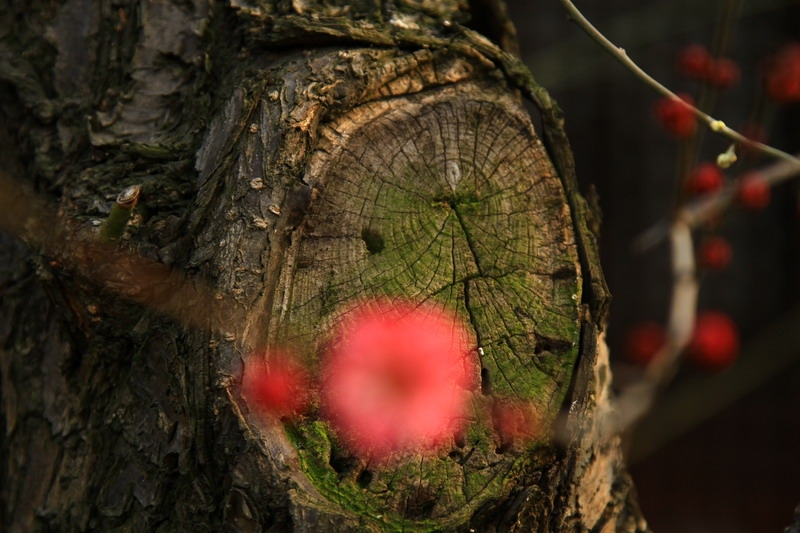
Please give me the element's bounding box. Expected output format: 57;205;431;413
0;171;244;336
614;219;698;431
628;304;800;463
556;0;800;168
634;152;800;251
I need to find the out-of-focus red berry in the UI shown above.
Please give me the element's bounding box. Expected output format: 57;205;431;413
678;44;713;79
699;236;733;270
686;162;724;195
624;322;665;365
737;172;771;210
321;299;477;461
686;311;739;371
765;43;800;103
707;58;740;89
242;352;310;418
655;93;697;137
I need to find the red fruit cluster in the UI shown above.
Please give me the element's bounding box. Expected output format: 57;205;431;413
765;43;800;103
686;311;739;371
686;162;724;195
624;321;665;365
242;353;310;418
737;172;771;210
699;236;733;270
677;44;740;89
655;93;697;137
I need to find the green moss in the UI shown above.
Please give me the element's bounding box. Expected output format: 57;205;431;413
286;415;542;532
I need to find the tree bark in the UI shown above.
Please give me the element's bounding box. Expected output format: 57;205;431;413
1;0;646;531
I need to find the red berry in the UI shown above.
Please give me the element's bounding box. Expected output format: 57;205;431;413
686;162;724;195
765;43;800;103
242;352;310;418
655;93;697;137
678;44;713;79
624;322;665;365
767;73;800;102
707;58;740;89
686;311;739;371
737;172;771;210
699;236;733;270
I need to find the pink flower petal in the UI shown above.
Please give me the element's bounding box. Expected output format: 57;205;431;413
322;299;477;460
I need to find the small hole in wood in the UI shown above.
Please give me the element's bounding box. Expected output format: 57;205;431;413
361;227;384;254
495;443;511;454
356;469;373;488
329;449;358;476
480;367;492;395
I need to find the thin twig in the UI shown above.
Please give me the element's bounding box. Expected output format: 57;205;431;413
614;219;698;431
0;171;244;335
634;152;800;250
556;0;800;168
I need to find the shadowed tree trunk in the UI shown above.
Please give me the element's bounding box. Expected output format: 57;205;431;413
1;0;647;531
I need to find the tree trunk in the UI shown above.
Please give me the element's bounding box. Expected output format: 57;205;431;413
0;1;646;531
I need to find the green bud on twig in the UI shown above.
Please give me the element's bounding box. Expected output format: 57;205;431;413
716;144;738;169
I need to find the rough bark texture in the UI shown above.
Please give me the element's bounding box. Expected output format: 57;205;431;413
1;0;646;531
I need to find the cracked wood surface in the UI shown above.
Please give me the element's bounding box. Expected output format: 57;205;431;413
266;84;582;528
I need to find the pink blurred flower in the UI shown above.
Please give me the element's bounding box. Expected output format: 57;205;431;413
242;351;310;418
322;299;477;461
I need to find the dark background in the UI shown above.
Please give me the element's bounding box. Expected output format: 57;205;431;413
506;0;800;531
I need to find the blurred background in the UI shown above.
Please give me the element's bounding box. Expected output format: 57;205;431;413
505;0;800;531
